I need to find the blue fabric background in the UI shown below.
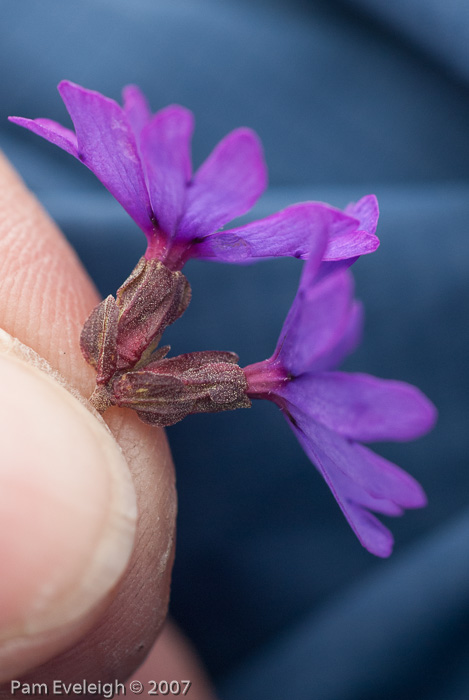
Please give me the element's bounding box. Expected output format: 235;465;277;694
1;1;468;697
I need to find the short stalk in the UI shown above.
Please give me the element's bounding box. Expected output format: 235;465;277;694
243;360;289;399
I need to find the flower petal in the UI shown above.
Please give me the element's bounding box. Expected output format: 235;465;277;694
191;202;344;263
285;372;438;442
8;117;78;157
288;406;427;508
177;127;267;241
276;269;354;375
286;413;426;557
325;194;380;260
325;230;379;260
58;81;154;235
122;84;152;139
311;300;364;372
140;105;194;238
345;194;379;235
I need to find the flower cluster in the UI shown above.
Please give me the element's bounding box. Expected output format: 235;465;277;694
10;81;378;270
10;82;436;557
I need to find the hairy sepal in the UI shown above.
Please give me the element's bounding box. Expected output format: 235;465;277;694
112;352;251;426
115;257;191;369
80;295;119;384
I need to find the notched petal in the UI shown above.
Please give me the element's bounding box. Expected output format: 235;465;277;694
58;80;154;236
122;84;152;138
177;127;267;242
8;116;79;157
345;194;379;237
140;105;194;237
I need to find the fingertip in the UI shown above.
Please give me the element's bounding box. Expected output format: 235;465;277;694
0;345;137;680
0;150;99;396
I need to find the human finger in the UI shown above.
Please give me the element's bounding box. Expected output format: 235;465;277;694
0;151;176;683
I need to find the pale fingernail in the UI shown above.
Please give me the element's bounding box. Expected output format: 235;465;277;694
0;332;137;667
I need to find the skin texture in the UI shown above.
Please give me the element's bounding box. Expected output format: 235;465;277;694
0;152;216;698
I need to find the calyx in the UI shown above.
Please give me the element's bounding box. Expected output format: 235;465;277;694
80;258;250;425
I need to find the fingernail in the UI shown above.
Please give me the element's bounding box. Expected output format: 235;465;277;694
0;331;137;669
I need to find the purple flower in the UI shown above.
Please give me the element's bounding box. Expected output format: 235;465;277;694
10;82;379;270
244;231;436;557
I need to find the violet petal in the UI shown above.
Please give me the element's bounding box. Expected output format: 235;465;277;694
329;204;379;262
287;413;426;557
325;229;379;260
58;81;154;236
345;194;379;236
8;116;78;157
310;300;364;372
323;194;379;261
284;371;438;442
122;84;152;140
287;406;427;507
140;105;194;238
177;127;267;241
192;202;341;263
276;269;354;375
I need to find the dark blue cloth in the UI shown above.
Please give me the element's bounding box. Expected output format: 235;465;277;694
1;2;468;698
